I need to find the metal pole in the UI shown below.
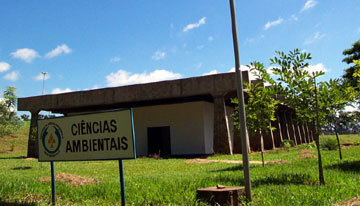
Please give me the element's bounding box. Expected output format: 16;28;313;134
229;0;252;201
42;72;47;95
50;161;56;205
119;160;126;206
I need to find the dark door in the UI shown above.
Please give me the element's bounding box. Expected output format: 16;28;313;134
147;126;171;156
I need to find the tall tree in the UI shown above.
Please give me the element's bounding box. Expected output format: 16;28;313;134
270;49;326;185
342;40;360;90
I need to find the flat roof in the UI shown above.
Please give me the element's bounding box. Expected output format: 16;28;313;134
18;71;249;113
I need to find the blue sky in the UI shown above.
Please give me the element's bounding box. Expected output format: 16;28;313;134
0;0;359;99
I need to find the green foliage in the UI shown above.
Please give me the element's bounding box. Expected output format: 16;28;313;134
321;138;338;150
281;139;295;148
0;86;22;138
342;40;360;90
232;62;279;136
270;49;323;124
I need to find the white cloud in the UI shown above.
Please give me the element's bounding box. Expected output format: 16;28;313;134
202;70;218;76
45;44;72;59
304;32;326;44
183;17;206;32
11;48;39;63
152;50;166;60
0;62;11;72
301;0;317;12
208;36;214;41
305;63;328;74
51;88;72;94
34;73;51;81
290;15;298;21
110;57;121;62
106;69;182;87
264;18;284;30
4;71;19;81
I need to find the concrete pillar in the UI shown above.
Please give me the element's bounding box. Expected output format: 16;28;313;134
301;124;308;144
213;94;233;154
296;122;303;144
289;113;298;145
27;111;39;158
276;112;284;144
282;111;291;141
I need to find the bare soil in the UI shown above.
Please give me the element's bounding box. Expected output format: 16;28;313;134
336;197;360;206
298;149;316;159
39;173;98;187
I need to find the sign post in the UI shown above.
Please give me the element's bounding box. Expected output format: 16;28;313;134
37;109;136;205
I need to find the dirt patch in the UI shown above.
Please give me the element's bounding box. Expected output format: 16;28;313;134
299;154;316;159
39;173;98;187
298;149;316;159
342;145;356;150
186;158;288;165
336;197;360;206
22;193;44;203
25;158;35;161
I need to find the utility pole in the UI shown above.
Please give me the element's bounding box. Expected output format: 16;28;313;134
229;0;252;201
41;72;47;95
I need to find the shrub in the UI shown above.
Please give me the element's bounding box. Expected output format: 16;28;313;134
321;138;338;150
281;140;295;150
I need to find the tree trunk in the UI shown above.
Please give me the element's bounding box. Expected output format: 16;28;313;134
334;125;342;160
313;124;325;185
260;129;265;167
314;76;325;185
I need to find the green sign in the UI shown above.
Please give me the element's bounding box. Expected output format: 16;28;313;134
38;109;135;162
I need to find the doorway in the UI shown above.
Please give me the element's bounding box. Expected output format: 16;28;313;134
147;126;171;156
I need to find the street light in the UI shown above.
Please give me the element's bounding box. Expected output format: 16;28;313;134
41;72;47;95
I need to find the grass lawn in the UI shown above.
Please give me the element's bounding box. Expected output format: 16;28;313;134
1;124;360;205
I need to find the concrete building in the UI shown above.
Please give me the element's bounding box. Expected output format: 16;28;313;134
18;72;312;158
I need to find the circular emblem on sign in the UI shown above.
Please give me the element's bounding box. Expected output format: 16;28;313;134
41;122;63;157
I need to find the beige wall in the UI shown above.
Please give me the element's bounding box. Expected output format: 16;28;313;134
133;101;215;156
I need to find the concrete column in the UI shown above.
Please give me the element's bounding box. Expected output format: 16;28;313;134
276;112;284;143
289;113;298;145
296;122;303;144
301;124;308;144
283;111;291;141
27;111;39;158
213;94;233;154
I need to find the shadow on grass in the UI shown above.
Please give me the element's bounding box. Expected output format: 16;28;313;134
211;165;244;172
326;160;360;173
0;201;35;206
0;156;27;160
213;173;312;187
12;166;32;170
